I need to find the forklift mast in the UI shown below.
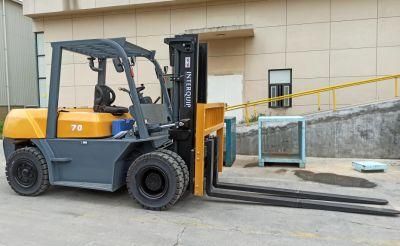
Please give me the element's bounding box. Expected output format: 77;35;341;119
164;35;208;193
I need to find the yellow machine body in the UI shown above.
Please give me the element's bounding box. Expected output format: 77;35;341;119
3;108;131;139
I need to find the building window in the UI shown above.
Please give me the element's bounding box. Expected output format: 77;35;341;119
35;32;47;107
268;69;292;108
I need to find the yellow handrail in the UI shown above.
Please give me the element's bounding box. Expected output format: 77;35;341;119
227;75;400;116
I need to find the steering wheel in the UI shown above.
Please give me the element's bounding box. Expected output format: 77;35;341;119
95;85;116;105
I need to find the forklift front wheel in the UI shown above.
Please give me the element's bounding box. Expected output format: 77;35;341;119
126;151;185;210
157;149;189;193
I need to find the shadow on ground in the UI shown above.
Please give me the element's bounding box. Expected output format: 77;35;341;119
293;170;377;188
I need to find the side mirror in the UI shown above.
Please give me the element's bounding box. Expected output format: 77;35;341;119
113;58;124;73
163;66;169;74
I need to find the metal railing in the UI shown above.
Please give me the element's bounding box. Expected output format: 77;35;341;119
226;74;400;124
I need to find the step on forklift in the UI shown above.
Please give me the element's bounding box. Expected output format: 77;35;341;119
2;35;399;216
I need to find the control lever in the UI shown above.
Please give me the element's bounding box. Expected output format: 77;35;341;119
119;85;146;94
159;119;190;129
118;87;130;94
136;84;146;93
154;97;161;104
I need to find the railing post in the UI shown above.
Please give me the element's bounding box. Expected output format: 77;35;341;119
332;90;337;111
395;78;398;97
317;93;321;111
245;103;250;125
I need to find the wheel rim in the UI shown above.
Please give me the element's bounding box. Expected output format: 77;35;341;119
136;166;169;199
12;159;38;188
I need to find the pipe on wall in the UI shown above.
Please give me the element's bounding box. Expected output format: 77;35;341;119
2;0;10;111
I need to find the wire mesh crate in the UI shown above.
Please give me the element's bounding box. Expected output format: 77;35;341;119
258;116;306;168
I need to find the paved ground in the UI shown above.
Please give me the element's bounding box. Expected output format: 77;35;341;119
0;141;399;246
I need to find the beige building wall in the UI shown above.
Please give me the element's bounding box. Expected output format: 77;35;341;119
28;0;400;116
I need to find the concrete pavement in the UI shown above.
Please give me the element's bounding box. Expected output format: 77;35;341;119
0;141;399;246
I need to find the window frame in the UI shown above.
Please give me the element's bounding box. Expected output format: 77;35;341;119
268;68;293;108
35;32;46;107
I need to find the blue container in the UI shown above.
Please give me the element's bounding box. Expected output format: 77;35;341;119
112;119;134;135
224;116;237;167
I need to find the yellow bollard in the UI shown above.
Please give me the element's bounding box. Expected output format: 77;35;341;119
245;104;250;125
317;93;321;111
332;90;337;111
395;78;398;97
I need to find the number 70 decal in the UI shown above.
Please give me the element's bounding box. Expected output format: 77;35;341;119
71;124;83;132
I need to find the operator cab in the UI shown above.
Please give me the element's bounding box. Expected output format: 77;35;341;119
91;55;158;116
47;39;173;139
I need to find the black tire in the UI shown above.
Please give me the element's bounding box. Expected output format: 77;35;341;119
126;151;185;210
5;147;50;196
158;149;189;193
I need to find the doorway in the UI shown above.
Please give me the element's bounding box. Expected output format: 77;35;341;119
207;74;243;121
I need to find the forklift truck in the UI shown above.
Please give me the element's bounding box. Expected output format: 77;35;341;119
2;35;399;215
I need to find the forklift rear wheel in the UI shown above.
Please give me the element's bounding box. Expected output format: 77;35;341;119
5;147;50;196
157;149;189;193
126;151;185;210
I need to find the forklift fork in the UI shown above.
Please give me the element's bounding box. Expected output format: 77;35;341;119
204;138;400;216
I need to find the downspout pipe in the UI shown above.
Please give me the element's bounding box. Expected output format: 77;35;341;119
2;0;10;112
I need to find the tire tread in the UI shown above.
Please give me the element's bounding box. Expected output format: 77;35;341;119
157;149;189;192
126;151;185;211
5;147;50;196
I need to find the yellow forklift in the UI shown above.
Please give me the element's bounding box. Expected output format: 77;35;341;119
2;35;399;215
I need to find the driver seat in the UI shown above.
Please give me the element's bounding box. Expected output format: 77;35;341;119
93;85;129;116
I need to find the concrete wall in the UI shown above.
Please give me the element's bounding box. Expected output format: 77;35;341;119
236;99;400;159
27;0;400;114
